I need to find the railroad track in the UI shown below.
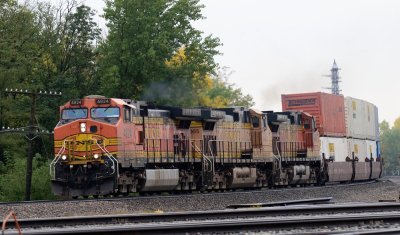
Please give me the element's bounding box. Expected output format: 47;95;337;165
3;201;400;234
0;179;379;207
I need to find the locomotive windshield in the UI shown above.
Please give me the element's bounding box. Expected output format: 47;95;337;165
62;108;88;120
91;107;120;123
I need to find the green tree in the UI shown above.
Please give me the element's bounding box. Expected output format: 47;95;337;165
380;119;400;175
380;120;390;135
34;1;101;99
141;47;253;107
0;0;40;87
204;68;254;108
394;117;400;130
0;0;41;128
24;1;101;135
0;0;101;201
99;0;220;101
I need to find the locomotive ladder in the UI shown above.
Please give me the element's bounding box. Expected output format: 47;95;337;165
50;140;67;179
95;141;119;178
191;142;213;188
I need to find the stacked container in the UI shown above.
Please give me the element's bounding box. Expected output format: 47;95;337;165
282;92;348;162
282;92;380;163
281;92;346;137
319;137;348;162
365;140;378;160
344;97;379;140
347;138;367;162
344;96;380;162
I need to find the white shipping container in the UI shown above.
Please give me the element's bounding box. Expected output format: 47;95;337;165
365;140;378;161
345;97;364;139
345;97;379;140
374;106;380;140
347;138;367;162
365;102;379;140
320;137;348;162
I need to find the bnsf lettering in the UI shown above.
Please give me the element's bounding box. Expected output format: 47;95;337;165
288;98;316;107
74;140;103;145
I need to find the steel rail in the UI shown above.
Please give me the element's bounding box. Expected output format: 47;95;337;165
2;202;400;230
226;196;333;208
4;211;400;235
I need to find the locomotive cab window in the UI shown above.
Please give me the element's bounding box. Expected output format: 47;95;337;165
251;116;260;128
124;107;131;122
262;115;267;128
91;107;120;124
137;131;144;144
303;119;311;130
204;121;215;131
59;108;88;125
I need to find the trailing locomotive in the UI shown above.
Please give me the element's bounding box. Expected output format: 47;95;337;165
50;94;381;197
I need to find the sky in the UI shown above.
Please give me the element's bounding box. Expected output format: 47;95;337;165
84;0;400;126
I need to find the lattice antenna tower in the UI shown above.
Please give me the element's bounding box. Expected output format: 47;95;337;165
330;60;341;95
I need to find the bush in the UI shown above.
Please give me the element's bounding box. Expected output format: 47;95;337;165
0;155;57;201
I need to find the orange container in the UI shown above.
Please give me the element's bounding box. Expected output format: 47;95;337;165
281;92;346;137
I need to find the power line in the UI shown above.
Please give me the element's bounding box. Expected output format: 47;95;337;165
2;88;61;201
0;125;53;140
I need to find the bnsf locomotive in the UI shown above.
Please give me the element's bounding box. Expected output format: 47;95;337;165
50;95;381;197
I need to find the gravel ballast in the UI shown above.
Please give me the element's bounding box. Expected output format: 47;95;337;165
1;177;399;219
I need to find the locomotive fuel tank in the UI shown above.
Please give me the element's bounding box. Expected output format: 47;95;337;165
141;169;180;191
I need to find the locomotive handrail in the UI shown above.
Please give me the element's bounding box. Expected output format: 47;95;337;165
95;141;119;178
274;140;282;171
207;140;219;175
276;141;307;159
191;141;213;173
190;139;203;155
205;139;253;160
50;140;66;179
190;141;203;158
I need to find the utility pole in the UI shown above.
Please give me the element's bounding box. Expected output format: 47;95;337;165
3;88;61;201
330;60;341;95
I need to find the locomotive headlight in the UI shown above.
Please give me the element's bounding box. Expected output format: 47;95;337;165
93;154;99;159
80;123;86;133
61;155;67;161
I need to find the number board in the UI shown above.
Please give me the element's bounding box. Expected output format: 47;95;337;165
182;108;201;116
70;99;82;105
96;99;111;105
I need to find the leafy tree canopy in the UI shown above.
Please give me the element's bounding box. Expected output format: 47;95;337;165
380;119;400;175
142;47;254;107
99;0;221;101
